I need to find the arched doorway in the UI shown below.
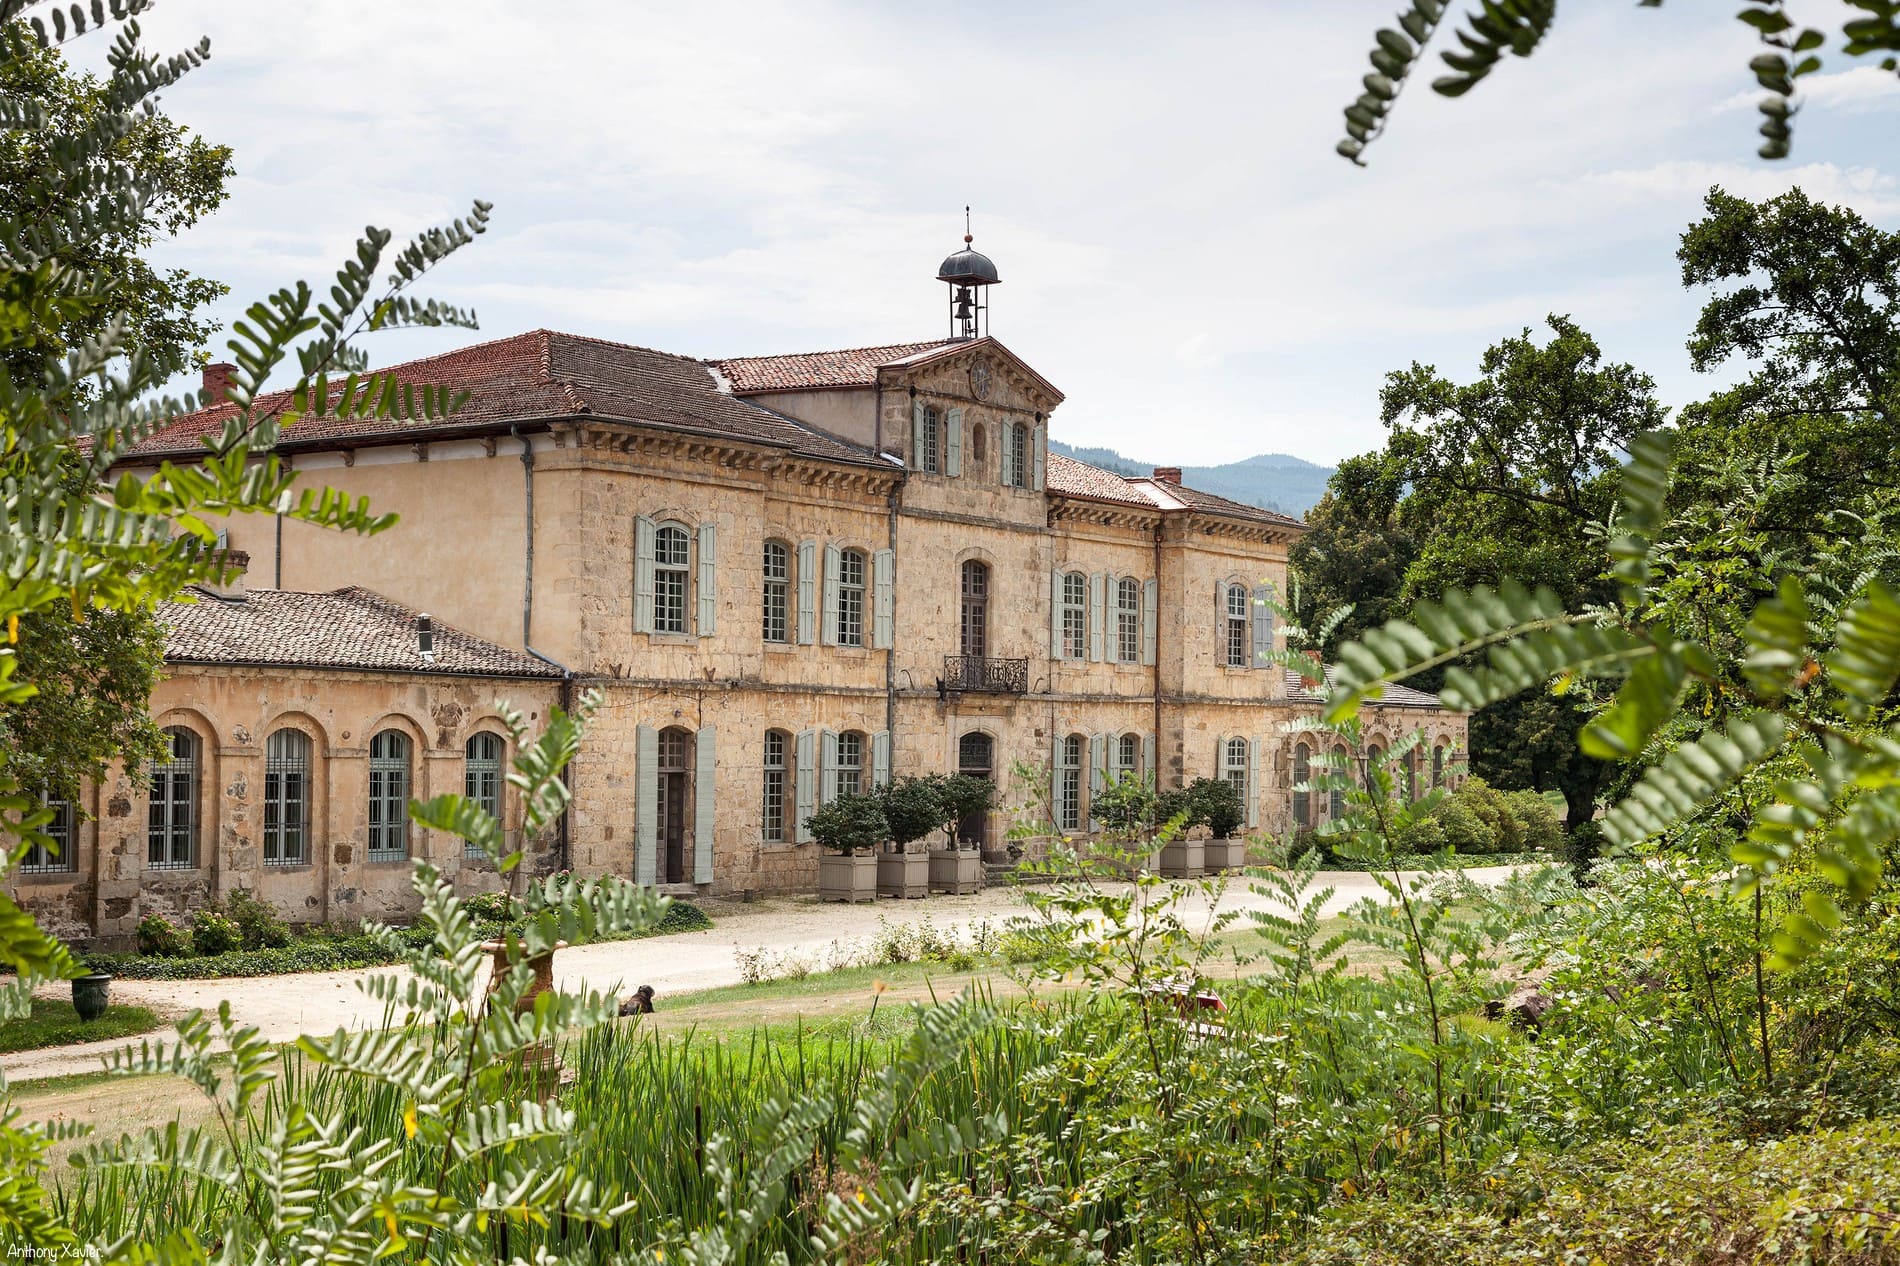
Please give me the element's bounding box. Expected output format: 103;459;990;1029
657;726;692;884
958;731;994;849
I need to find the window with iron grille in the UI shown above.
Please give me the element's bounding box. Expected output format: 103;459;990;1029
763;729;789;843
264;729;310;865
465;732;504;857
1329;744;1348;819
1225;584;1249;667
1057;734;1083;832
20;790;75;873
762;540;790;643
1061;572;1088;659
654;524;690;634
147;726;198;869
837;550;866;647
368;730;412;860
1116;577;1141;662
1293;742;1312;827
1223;737;1249;805
836;730;864;797
917;406;941;473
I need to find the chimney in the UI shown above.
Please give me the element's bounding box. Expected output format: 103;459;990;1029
1152;466;1183;484
202;362;237;405
417;613;436;662
206;547;249;601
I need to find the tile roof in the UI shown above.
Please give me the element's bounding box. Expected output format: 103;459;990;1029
160;586;564;678
122;330;882;466
710;341;957;393
1283;666;1447;710
1046;452;1307;530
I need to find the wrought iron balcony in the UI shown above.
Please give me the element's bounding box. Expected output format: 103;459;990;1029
942;654;1029;695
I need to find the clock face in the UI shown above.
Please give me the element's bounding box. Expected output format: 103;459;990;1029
970;359;993;401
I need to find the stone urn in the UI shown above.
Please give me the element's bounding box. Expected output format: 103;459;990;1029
72;973;112;1022
1158;837;1205;879
481;939;569;1099
819;850;878;903
928;844;982;895
878;844;930;899
1203;837;1249;873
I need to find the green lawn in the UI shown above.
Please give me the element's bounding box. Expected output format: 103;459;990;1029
0;998;163;1054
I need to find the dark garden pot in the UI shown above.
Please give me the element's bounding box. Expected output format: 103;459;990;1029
72;972;112;1022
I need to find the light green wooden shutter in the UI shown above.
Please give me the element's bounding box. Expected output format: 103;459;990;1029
635;724;658;885
1050;571;1066;660
633;516;657;634
872;730;891;789
796;539;817;645
945;408;963;477
820;730;839;804
794;729;816;843
1246;737;1261;829
1001;420;1017;486
1087;572;1105;663
1051;732;1064;828
1031;425;1046;490
694;726;716;883
912;401;928;470
1251;585;1274;668
696;522;718;636
1142;578;1158;666
821;544;842;646
1142;734;1157;781
872;548;894;649
1088;734;1105;828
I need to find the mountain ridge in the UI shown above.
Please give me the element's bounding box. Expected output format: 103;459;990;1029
1048;438;1334;518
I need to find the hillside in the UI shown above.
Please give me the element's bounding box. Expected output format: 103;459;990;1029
1048;439;1334;519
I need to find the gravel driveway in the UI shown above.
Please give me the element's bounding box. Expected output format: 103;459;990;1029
4;866;1526;1083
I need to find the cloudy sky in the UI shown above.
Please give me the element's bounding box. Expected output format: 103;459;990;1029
72;1;1900;466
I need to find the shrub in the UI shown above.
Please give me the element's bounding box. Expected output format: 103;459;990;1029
1188;777;1245;838
1093;774;1157;836
879;776;945;850
806;791;890;854
1504;788;1564;852
935;773;995;839
135;912;191;958
1438;799;1498;854
1154;787;1199;835
224;888;291;950
188;908;243;956
462;889;516;924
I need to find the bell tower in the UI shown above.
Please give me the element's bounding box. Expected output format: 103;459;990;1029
936;208;999;341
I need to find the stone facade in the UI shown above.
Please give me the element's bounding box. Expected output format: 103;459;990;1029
12;310;1466;941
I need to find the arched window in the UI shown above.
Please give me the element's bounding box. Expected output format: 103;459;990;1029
1223;737;1250;803
1292;741;1312;828
1365;743;1383;793
961;560;990;658
1116;577;1142;663
1060;571;1088;660
368;730;412;860
653;523;691;634
762;540;791;644
21;789;75;873
1118;733;1141;778
1329;743;1348;820
1225;584;1249;667
465;733;504;858
970;423;987;466
148;726;199;869
1056;734;1084;832
836;730;865;797
264;729;311;865
836;549;867;647
1432;742;1447;789
763;728;790;844
1405;748;1420;801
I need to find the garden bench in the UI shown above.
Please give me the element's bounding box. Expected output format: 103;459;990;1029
1139;980;1228;1042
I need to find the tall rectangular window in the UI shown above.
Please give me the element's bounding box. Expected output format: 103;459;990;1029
1116;577;1141;663
836;730;864;797
1003;423;1029;488
368;730;412;860
837;549;866;647
763;729;788;843
654;524;690;634
1118;733;1141;779
1061;572;1088;660
264;729;310;865
1057;735;1083;832
465;732;504;858
1225;584;1249;668
762;541;790;643
147;727;198;869
917;406;941;473
1293;742;1313;828
1223;737;1250;807
20;790;75;874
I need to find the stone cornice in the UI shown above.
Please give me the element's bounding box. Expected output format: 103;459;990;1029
1046;497;1162;532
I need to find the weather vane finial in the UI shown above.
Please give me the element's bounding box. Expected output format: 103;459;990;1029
964;205;972;245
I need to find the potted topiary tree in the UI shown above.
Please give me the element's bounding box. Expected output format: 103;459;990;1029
810;792;887;903
1196;776;1248;872
1152;786;1197;873
929;772;993;894
1095;773;1160;875
875;776;939;899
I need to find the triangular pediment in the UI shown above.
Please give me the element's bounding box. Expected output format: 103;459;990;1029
874;336;1063;413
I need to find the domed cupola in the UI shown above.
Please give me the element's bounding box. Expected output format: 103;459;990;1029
938;208;999;340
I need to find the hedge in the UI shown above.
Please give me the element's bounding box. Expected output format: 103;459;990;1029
82;901;712;981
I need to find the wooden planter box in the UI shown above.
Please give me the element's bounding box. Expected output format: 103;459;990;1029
1158;837;1205;879
878;849;930;899
1204;838;1249;873
819;851;878;903
928;847;982;894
